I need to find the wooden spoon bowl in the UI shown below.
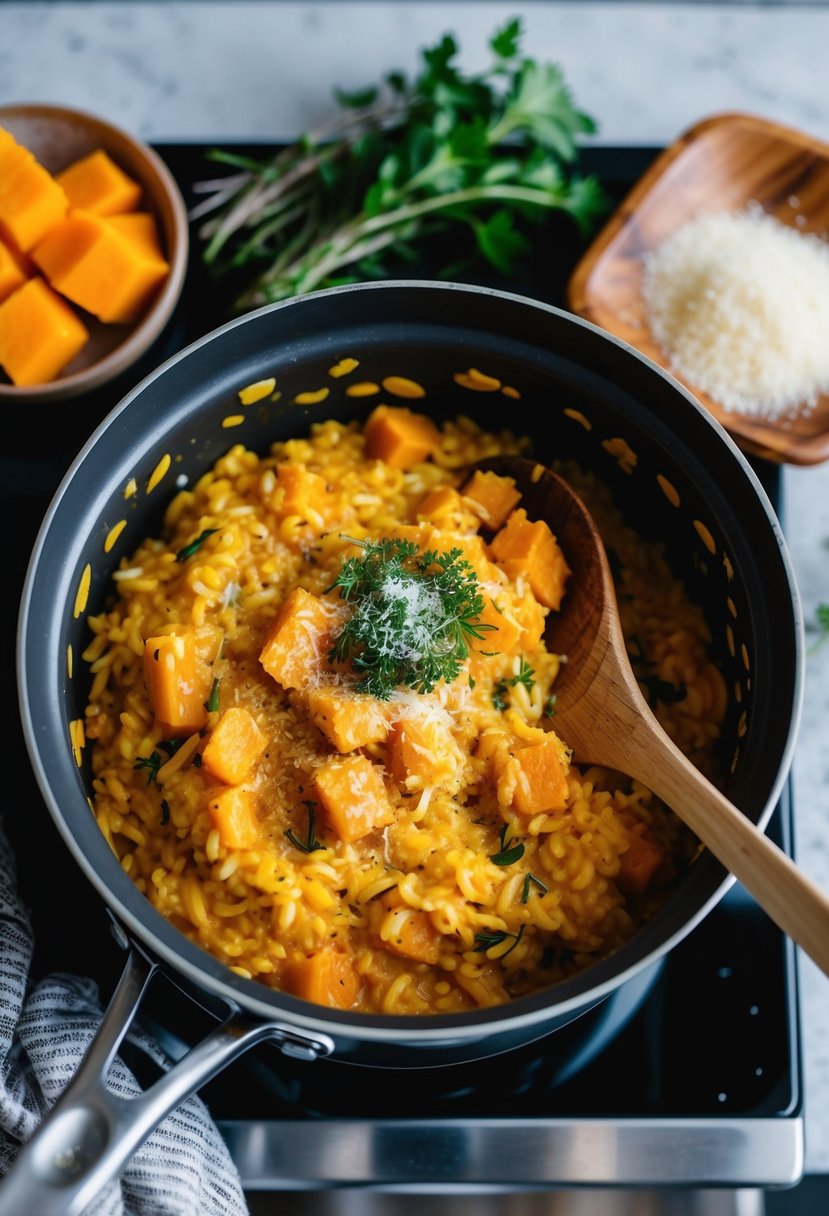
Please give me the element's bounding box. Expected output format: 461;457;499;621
479;455;829;977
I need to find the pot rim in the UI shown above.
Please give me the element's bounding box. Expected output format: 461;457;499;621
16;278;805;1046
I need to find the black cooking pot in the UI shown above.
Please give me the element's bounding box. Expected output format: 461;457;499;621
9;281;802;1214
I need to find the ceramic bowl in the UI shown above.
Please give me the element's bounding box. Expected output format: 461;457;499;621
0;102;188;403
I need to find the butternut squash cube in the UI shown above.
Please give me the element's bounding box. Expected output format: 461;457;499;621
201;707;268;785
0;277;88;386
462;469;521;531
0;137;69;251
55;149;142;216
307;687;388;753
489;509;571;610
143;631;211;737
363;404;440;468
0;236;30;304
207;786;260;850
104;212;165;259
509;735;570;816
618;832;664;895
472;594;522;655
388;713;462;788
32;209;169;323
273;463;332;521
313;754;393;843
282;947;361;1010
380;900;442;965
416;485;464;522
259;587;336;690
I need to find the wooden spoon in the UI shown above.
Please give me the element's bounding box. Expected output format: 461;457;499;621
478;455;829;977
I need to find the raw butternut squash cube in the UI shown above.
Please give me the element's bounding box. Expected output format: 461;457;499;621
0;236;30;304
381;900;442;965
462;469;521;531
313;754;393;843
201;707;268;785
0;277;88;386
387;713;462;788
143;631;211;737
259;587;336;690
282;947;361;1009
363;404;440;469
33;209;169;323
207;786;260;850
307;687;388;753
489;508;571;610
104;212;165;259
55;149;142;215
0;137;69;251
618;832;664;895
510;734;570;816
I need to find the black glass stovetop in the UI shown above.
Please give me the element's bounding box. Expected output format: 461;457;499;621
0;146;802;1190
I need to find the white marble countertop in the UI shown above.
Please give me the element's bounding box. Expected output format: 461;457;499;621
3;0;829;1181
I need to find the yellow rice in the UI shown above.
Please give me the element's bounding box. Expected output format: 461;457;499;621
84;416;725;1015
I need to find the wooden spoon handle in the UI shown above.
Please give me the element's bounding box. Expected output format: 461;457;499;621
636;731;829;977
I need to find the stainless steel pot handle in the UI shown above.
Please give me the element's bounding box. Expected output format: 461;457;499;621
0;937;335;1216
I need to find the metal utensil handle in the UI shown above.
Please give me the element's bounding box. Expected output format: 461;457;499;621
0;943;334;1216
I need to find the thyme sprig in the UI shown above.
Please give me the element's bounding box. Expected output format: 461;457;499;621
474;925;526;957
285;801;324;854
193;18;605;312
326;537;492;699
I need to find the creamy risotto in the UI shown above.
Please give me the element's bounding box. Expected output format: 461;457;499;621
83;407;726;1015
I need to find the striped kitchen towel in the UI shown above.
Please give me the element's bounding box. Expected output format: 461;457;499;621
0;818;248;1215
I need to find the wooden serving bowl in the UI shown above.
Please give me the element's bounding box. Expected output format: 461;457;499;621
567;111;829;466
0;102;188;404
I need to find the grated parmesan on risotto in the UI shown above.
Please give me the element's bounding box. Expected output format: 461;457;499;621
642;206;829;419
83;408;726;1015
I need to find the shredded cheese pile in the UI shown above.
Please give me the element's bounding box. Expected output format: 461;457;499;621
642;206;829;418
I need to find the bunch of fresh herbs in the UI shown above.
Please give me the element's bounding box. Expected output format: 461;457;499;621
192;18;605;312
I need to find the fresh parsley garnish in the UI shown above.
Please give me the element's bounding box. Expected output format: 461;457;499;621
490;823;525;867
285;802;324;854
194;19;604;313
521;872;548;903
543;693;557;719
175;528;219;562
326;537;492;699
474;924;525;957
492;656;535;710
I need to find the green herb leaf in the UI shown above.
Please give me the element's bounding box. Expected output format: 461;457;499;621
326;537;491;699
808;603;829;656
206;678;222;713
490;822;525;866
175;528;219;563
474;924;525;957
521;872;549;903
543;693;557;719
285;803;324;854
134;752;163;785
194;20;605;311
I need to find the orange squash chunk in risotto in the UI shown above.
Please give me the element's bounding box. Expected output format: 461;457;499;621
363;404;440;469
617;832;665;895
259;587;335;690
313;753;393;843
385;910;442;966
143;631;210;737
207;787;260;850
306;686;388;753
489;508;571;611
462;469;521;531
273;463;332;520
283;947;361;1010
201;707;268;785
388;715;461;788
511;735;570;816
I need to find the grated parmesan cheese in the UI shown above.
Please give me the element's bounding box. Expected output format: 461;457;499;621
642;206;829;418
